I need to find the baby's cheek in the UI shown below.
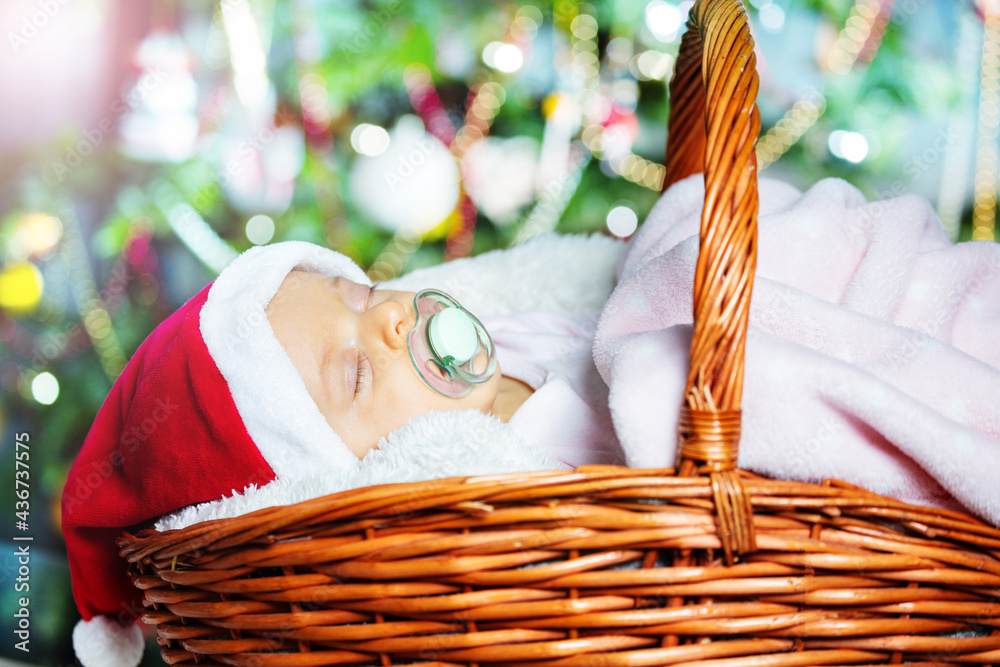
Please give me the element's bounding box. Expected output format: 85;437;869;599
474;370;502;413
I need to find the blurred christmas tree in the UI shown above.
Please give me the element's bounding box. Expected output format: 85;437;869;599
0;0;996;664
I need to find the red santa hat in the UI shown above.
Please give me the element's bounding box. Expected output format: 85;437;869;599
62;241;371;667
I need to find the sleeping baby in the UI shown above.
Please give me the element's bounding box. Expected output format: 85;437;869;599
261;250;624;467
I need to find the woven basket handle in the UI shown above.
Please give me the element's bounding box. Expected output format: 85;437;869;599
663;0;761;563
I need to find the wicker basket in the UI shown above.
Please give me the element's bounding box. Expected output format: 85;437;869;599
120;1;1000;665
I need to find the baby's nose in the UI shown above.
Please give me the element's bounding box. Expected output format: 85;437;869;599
376;300;413;350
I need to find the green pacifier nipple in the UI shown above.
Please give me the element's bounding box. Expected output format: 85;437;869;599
428;307;478;366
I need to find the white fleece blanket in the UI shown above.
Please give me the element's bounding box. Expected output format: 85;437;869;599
594;175;1000;525
157;233;623;530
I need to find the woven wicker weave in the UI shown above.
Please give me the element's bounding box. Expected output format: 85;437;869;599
120;1;1000;665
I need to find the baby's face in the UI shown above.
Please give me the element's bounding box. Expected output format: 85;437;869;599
265;270;501;459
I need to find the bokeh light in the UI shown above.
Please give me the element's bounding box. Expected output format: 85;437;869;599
0;261;44;316
607;203;639;237
31;371;59;405
483;42;524;73
350;123;391;156
9;213;62;259
759;4;786;33
631;49;674;81
829;130;871;164
245;214;276;245
645;1;687;43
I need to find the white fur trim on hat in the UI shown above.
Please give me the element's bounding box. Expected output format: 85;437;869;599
73;616;144;667
200;241;371;479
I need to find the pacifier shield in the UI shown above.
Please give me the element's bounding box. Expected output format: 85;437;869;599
406;289;497;398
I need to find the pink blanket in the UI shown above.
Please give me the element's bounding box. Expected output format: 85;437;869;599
593;175;1000;525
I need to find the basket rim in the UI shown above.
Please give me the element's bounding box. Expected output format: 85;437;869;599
120;466;1000;560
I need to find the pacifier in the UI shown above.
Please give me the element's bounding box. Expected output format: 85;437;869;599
406;289;497;398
